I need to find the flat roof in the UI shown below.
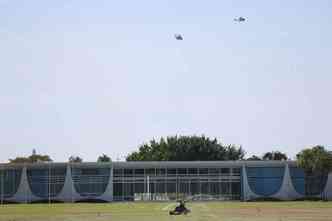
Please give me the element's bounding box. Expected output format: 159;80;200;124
0;160;296;169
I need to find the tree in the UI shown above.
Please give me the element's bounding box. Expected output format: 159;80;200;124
97;154;111;163
297;145;332;198
68;156;83;163
8;157;31;164
262;151;287;161
9;149;52;164
126;135;245;161
297;146;332;173
246;155;262;161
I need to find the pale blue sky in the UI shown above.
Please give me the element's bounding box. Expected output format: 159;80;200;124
1;0;332;162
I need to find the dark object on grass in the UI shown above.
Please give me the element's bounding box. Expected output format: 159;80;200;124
169;200;191;215
174;34;183;40
234;17;246;22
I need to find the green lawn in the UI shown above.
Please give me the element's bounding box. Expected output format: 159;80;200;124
1;201;332;221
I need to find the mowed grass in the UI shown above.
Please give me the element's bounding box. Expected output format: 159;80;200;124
1;201;332;221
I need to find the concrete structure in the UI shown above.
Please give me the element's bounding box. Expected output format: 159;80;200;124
0;161;331;203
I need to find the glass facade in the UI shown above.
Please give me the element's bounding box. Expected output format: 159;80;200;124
0;168;22;199
27;166;66;198
71;165;110;197
0;162;330;203
113;166;241;201
289;166;328;196
247;167;284;196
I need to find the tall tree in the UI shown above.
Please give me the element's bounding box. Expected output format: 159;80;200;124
297;146;332;198
262;151;287;161
126;135;245;161
68;156;83;163
297;146;332;172
97;154;111;163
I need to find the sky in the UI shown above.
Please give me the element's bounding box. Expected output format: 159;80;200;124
1;0;332;163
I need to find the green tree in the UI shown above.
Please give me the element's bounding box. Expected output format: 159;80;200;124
246;155;262;161
9;149;52;164
262;151;287;161
8;157;31;164
126;135;245;161
297;145;332;198
97;154;111;163
68;155;83;163
29;154;52;163
297;146;332;173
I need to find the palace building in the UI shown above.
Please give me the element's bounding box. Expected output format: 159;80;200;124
0;161;331;203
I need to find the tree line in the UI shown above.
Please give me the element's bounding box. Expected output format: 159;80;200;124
8;149;111;164
6;136;332;176
126;136;245;161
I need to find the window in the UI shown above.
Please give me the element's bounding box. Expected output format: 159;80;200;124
177;168;187;175
209;168;220;175
199;168;208;175
167;168;176;176
232;168;241;175
145;168;155;176
156;168;166;176
81;169;99;175
134;169;144;176
221;168;230;174
188;168;198;175
114;169;123;177
124;169;133;176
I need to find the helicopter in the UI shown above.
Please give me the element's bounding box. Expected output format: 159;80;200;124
174;34;183;40
234;17;246;22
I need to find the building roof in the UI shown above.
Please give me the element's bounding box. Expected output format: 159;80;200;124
0;160;297;169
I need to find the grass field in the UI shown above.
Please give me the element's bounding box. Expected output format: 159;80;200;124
1;201;332;221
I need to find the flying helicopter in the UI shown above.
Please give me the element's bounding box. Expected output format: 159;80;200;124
234;17;246;22
174;34;183;40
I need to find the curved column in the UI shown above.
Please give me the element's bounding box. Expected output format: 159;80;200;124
271;163;303;200
1;167;22;201
9;166;41;203
311;174;329;199
323;172;332;200
289;166;329;199
71;165;110;201
55;164;81;202
98;167;113;202
242;165;261;201
288;166;305;196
